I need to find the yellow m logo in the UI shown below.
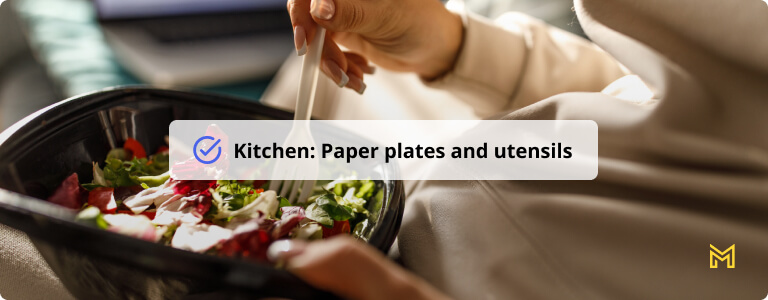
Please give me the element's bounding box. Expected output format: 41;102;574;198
710;244;735;268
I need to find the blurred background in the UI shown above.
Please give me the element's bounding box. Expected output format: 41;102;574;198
0;0;584;130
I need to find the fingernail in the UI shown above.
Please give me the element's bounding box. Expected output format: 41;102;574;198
338;72;349;87
267;240;306;262
322;60;349;87
294;26;307;56
359;65;376;75
348;74;367;95
310;0;335;20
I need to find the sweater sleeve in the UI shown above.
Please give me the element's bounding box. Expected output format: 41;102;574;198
427;11;627;117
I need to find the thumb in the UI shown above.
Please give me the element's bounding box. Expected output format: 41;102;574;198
285;236;451;300
310;0;377;33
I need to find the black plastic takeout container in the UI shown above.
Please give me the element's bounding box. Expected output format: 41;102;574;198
0;87;405;299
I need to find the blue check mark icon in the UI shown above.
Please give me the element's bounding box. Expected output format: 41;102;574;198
193;136;222;164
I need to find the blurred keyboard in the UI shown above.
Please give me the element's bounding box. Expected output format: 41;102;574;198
134;11;290;43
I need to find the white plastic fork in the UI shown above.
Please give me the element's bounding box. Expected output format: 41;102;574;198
269;27;326;204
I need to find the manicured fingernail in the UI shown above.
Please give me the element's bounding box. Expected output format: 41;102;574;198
267;240;306;262
294;26;307;56
366;65;377;74
338;72;349;87
358;81;367;94
310;0;335;20
348;74;367;95
322;60;348;87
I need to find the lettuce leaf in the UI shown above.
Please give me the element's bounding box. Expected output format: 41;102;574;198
86;150;170;189
314;193;354;222
305;203;333;227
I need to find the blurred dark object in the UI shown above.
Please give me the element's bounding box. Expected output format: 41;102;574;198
121;11;288;44
0;1;58;131
0;88;404;299
94;0;292;87
7;0;275;102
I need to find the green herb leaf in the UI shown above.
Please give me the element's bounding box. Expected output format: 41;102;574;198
227;194;247;211
315;193;354;221
276;196;291;218
213;180;261;212
305;203;333;227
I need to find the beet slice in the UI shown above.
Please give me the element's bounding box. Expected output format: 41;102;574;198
48;173;83;209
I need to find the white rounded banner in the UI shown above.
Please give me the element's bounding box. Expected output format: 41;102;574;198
168;120;598;181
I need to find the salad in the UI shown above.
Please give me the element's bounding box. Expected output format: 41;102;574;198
46;138;381;261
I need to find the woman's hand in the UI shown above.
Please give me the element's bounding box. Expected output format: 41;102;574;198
269;236;451;300
287;0;464;94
